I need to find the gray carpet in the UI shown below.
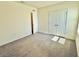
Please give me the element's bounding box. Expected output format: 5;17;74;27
0;33;77;57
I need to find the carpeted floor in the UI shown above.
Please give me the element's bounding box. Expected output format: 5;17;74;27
0;33;77;57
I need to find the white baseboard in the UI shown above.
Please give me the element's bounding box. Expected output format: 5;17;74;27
0;33;31;46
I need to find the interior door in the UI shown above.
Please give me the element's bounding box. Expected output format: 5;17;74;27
31;11;38;34
48;9;67;36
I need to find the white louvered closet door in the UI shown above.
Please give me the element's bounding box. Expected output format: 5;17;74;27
48;9;67;36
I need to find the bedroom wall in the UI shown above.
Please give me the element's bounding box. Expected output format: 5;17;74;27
38;2;79;40
0;2;38;46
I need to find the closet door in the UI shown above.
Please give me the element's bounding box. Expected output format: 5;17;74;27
48;9;67;36
48;11;57;34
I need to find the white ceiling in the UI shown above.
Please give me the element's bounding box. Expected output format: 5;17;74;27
20;1;63;8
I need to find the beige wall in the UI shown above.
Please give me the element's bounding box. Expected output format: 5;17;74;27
38;2;79;40
0;2;38;46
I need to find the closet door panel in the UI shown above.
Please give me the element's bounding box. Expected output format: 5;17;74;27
48;12;57;34
56;10;67;35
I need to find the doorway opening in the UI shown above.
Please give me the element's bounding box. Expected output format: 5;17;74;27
31;12;34;34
